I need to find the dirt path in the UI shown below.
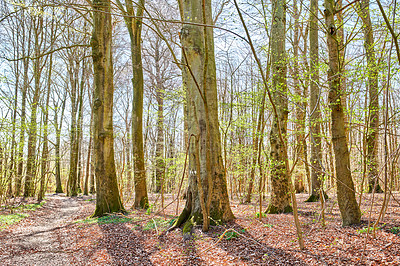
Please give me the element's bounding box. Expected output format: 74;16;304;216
0;195;86;266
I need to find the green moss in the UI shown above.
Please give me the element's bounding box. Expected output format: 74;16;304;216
183;217;194;234
305;194;319;202
140;197;149;209
305;192;329;202
170;208;190;229
265;204;293;214
0;213;29;230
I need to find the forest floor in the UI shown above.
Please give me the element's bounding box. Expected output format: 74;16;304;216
0;193;399;265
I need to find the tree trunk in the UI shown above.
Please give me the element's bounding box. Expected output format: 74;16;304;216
24;13;43;197
292;0;305;194
359;0;383;194
265;0;292;214
54;91;66;194
91;0;125;217
38;49;54;202
155;38;165;194
171;0;234;233
67;57;80;196
84;111;93;196
116;0;149;209
324;0;361;226
306;0;325;202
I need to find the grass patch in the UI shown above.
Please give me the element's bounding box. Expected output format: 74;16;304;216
143;218;169;231
17;201;46;211
0;213;29;230
75;214;132;225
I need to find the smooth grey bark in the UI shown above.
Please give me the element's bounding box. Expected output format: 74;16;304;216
171;0;234;233
265;0;292;214
91;0;125;217
359;0;383;193
306;0;325;202
324;0;361;226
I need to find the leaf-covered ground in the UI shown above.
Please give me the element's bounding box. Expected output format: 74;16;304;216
0;193;399;265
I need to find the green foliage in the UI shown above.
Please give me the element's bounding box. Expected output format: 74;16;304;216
255;212;267;218
76;215;132;225
225;231;238;240
0;213;29;230
357;226;380;234
389;227;400;235
0;201;46;230
263;223;274;228
145;204;154;215
225;229;246;240
17;201;46;211
143;218;169;231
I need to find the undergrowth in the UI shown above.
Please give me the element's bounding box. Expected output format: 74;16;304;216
143;218;169;231
75;215;133;225
0;213;29;230
0;201;46;230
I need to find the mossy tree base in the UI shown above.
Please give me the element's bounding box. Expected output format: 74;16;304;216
265;203;293;214
305;192;329;202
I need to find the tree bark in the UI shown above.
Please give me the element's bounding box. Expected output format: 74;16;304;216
171;0;234;233
292;0;305;194
324;0;361;225
115;0;149;209
359;0;383;193
67;57;80;196
24;13;43;197
155;38;165;194
54;91;66;194
38;44;54;201
265;0;292;214
91;0;125;217
306;0;325;202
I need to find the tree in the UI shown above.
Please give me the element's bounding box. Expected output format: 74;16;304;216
306;0;325;202
24;7;44;197
115;0;149;209
265;0;292;214
324;0;361;225
171;0;234;232
91;0;125;217
359;0;383;193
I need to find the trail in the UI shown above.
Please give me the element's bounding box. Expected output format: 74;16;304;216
0;194;85;266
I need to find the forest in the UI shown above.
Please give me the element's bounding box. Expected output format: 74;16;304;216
0;0;399;265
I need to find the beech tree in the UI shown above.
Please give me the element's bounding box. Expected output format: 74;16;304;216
91;0;125;217
265;0;292;214
324;0;361;225
170;0;234;232
115;0;149;209
359;0;382;194
306;0;325;202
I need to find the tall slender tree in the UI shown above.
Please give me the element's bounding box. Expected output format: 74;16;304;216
265;0;292;213
91;0;125;217
306;0;325;202
115;0;149;209
359;0;383;193
324;0;361;225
